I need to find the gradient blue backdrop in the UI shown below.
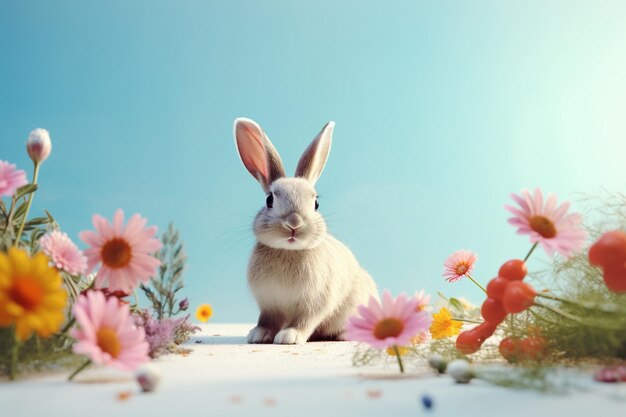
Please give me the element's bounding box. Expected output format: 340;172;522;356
2;1;625;322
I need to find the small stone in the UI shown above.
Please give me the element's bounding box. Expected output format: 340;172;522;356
428;354;447;374
136;364;162;392
421;394;433;410
117;391;133;401
447;359;474;384
366;389;382;399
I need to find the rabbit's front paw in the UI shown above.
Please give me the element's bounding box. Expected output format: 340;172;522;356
273;328;306;344
247;326;275;344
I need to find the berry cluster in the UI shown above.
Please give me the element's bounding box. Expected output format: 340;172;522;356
589;231;626;293
456;259;537;355
498;336;546;362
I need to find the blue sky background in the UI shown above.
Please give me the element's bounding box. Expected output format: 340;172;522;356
2;1;625;322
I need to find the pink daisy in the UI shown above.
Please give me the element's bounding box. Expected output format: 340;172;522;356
71;290;149;371
0;160;28;198
443;250;477;282
505;188;586;258
79;209;162;293
39;231;88;276
414;289;431;312
345;290;432;349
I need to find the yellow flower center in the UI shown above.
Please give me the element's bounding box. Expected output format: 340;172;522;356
10;277;43;311
373;318;404;340
529;215;557;238
101;238;132;268
455;263;469;276
97;327;122;358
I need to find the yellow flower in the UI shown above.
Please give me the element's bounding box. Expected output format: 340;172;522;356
195;304;213;323
0;248;67;341
386;345;410;356
429;307;462;339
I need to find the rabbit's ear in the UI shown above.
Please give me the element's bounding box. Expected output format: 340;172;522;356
234;118;285;192
295;121;334;184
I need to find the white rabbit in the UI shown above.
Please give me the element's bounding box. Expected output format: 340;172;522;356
234;118;378;344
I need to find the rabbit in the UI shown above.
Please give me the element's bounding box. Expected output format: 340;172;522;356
233;117;379;344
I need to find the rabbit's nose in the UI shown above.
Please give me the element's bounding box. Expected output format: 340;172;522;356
284;213;304;230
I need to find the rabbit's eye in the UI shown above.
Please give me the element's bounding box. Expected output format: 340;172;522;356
315;196;319;211
266;193;274;209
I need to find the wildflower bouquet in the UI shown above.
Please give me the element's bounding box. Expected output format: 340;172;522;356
1;129;199;381
347;188;626;384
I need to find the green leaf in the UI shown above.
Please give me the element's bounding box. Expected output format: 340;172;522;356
13;201;29;221
44;210;56;224
448;297;465;314
15;183;38;200
26;217;49;226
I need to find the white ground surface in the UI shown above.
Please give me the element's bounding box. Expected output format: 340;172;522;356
2;323;626;417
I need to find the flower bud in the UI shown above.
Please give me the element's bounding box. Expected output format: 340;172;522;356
26;128;52;164
179;298;189;311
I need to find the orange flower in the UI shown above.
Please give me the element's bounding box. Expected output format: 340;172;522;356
0;248;67;341
195;304;213;322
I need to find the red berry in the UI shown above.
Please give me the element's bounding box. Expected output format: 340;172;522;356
520;336;547;360
589;231;626;267
499;337;521;362
502;281;536;313
481;298;507;324
474;321;498;341
498;259;527;281
603;263;626;293
455;330;483;354
486;277;509;300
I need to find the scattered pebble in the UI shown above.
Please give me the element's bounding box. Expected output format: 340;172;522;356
594;366;626;383
136;364;162;392
117;391;133;401
447;359;474;384
366;389;382;399
229;395;243;404
194;340;203;344
421;394;434;410
428;354;447;374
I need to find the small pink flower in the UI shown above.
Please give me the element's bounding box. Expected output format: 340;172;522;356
71;290;149;371
79;209;162;293
39;231;87;276
26;128;52;164
345;290;432;349
0;160;28;198
414;289;431;312
505;188;586;258
443;250;477;282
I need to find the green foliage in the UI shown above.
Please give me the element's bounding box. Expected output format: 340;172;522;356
509;192;626;362
0;328;78;377
140;223;189;319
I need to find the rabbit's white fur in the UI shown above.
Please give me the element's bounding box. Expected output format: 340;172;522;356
234;118;378;344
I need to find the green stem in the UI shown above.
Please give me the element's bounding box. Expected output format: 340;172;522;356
68;359;92;381
523;242;538;262
59;317;76;336
14;162;40;245
3;195;17;234
392;345;405;373
453;318;483;324
9;327;19;381
533;301;586;325
535;292;621;314
465;274;487;294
